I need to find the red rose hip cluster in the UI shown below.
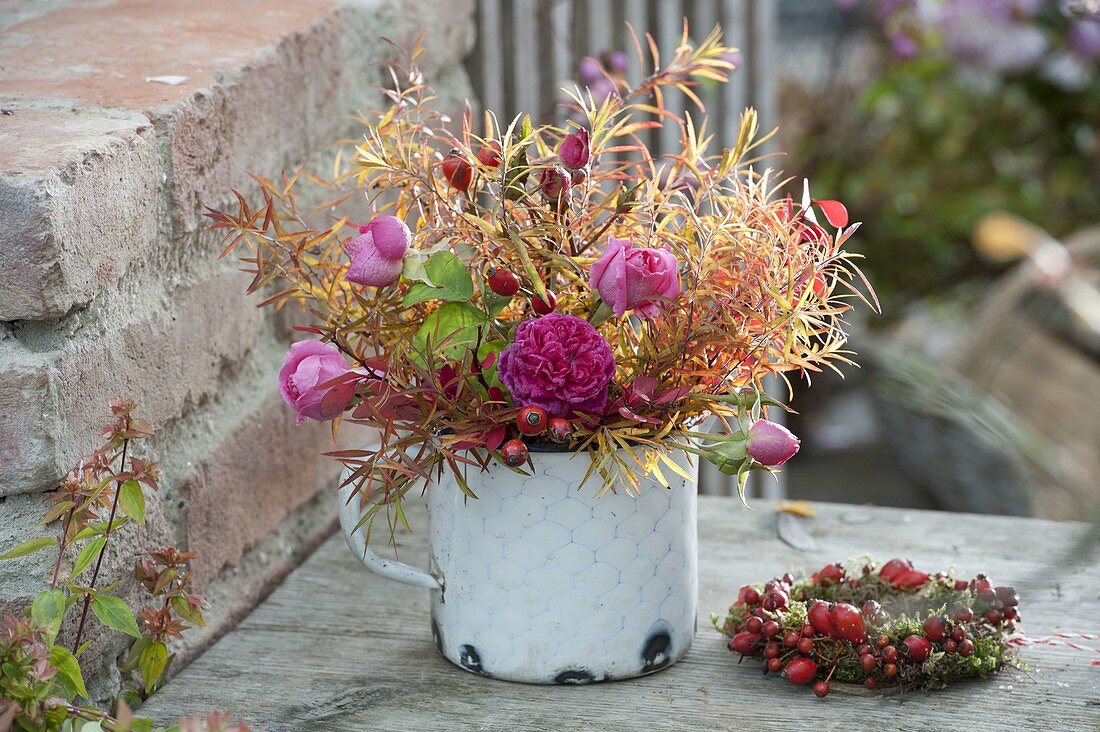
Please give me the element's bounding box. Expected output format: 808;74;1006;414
720;558;1021;698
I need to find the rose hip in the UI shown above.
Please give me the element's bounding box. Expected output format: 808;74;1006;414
808;600;835;636
532;290;557;315
501;438;529;467
832;603;867;644
878;558;913;582
783;657;817;685
738;586;761;606
902;634;931;662
516;405;548;436
729;631;762;655
923;615;948;642
486;267;520;296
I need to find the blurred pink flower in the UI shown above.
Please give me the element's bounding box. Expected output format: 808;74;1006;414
589;237;680;318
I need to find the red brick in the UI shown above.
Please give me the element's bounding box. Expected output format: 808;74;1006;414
181;389;366;587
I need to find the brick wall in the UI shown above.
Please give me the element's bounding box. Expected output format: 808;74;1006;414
0;0;475;694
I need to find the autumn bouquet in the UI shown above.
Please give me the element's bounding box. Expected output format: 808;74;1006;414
210;29;873;537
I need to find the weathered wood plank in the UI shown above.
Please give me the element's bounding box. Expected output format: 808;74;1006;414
142;499;1100;731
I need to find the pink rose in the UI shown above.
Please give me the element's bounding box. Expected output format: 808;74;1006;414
745;419;800;466
589;237;680;318
344;215;411;287
558;128;591;169
498;314;616;419
278;340;352;424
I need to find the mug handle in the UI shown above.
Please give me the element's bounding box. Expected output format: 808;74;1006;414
337;480;443;591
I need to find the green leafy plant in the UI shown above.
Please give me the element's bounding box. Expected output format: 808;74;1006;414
0;402;236;732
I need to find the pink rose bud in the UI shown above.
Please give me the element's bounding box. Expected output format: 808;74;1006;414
278;340;352;424
344;215;411;287
558;128;591;169
589;237;680;318
745;419;801;466
539;165;571;203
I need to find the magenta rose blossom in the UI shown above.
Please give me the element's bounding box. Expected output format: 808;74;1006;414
278;340;352;424
498;314;616;418
745;419;801;466
589;237;680;318
344;215;411;287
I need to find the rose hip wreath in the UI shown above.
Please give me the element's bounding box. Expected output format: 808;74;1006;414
714;558;1023;698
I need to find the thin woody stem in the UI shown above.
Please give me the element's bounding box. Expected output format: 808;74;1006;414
72;420;130;653
49;505;76;590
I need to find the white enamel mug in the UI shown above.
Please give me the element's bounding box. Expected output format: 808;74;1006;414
339;447;698;684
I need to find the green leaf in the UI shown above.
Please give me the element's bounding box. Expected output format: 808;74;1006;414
401;249;433;285
413;303;487;364
484;289;513;318
401;252;473;307
32;589;66;644
72;517;130;542
129;715;155;732
0;536;55;560
118;479;145;525
70;537;106;579
505;230;547;303
170;595;205;627
90;595;141;639
49;645;88;699
476;340;507;390
401;282;438;308
425;252;474;296
42;500;76;524
119;636;150;673
138;641;168;689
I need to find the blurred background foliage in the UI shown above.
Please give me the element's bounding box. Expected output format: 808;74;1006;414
784;0;1100;313
772;0;1100;520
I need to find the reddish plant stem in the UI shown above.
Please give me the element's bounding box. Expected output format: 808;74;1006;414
49;505;77;589
72;427;130;653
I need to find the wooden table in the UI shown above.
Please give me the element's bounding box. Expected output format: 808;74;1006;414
143;499;1100;731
